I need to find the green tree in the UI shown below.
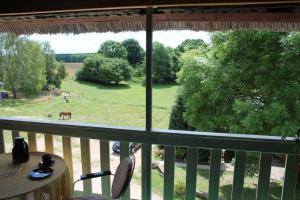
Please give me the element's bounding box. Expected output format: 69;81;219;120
153;42;178;83
76;54;132;84
21;40;46;94
122;39;145;66
98;40;127;59
180;31;299;137
43;42;67;89
0;33;46;98
177;39;208;53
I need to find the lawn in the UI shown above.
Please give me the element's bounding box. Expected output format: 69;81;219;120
148;167;300;200
0;76;179;129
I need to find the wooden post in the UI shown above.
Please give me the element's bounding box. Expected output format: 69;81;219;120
208;149;222;200
256;153;272;200
100;140;111;200
28;132;37;152
120;142;130;200
231;151;246;200
142;7;153;200
44;134;54;153
0;130;5;153
80;138;92;194
185;148;198;200
163;146;175;200
12;130;19;141
62;136;73;182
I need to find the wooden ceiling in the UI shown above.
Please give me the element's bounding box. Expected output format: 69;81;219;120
0;0;300;15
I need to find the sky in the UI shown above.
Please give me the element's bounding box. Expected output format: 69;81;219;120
29;31;210;54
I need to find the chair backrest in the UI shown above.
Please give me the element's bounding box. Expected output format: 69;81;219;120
111;156;135;199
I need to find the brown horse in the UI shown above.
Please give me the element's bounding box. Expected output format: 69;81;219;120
59;112;72;120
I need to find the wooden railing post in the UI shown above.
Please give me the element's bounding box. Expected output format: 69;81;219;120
62;136;73;182
0;130;5;153
120;142;130;200
231;151;246;200
28;132;37;152
44;134;54;154
256;153;272;200
80;138;92;195
185;147;198;200
12;130;19;142
163;146;175;200
281;154;299;200
208;149;222;200
100;140;111;200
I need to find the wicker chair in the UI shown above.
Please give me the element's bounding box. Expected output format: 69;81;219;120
72;156;135;200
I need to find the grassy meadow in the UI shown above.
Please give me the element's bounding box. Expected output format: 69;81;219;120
0;63;179;129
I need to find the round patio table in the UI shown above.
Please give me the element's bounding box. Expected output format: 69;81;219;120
0;152;71;200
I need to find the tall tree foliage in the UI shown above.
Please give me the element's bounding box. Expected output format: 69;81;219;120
0;33;46;98
180;31;300;136
177;39;208;53
122;39;145;66
153;42;178;83
98;40;127;59
43;42;67;89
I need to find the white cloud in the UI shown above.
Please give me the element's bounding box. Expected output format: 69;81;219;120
29;31;211;54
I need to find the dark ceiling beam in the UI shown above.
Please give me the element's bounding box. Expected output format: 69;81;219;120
0;0;300;16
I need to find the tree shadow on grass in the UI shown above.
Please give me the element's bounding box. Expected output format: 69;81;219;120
76;80;131;90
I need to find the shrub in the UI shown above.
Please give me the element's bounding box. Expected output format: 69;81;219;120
174;180;186;196
76;54;132;84
169;95;190;131
175;147;186;160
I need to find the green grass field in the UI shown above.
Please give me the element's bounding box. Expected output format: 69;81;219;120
0;77;179;129
1;71;299;199
147;167;300;200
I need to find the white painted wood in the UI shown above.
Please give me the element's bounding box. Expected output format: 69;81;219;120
28;132;37;152
100;140;111;200
80;138;92;194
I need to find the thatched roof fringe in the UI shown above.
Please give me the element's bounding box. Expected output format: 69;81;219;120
156;21;300;32
1;6;300;34
1;21;300;35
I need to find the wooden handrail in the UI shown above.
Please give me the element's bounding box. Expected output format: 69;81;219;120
0;117;298;154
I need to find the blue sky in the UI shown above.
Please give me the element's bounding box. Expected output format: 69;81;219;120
29;31;210;54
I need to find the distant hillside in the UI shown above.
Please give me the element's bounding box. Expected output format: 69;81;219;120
55;53;95;63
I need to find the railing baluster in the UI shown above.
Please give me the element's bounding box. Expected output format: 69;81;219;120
185;147;198;200
0;130;5;153
80;138;92;195
281;154;298;200
100;140;111;200
28;132;37;152
231;151;246;200
44;134;54;153
142;143;152;200
163;146;175;200
208;149;222;200
62;136;73;182
12;130;19;141
256;153;272;200
120;142;130;200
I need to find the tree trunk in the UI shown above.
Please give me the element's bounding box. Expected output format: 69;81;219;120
12;90;17;99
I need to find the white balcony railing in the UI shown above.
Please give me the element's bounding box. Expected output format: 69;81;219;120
0;117;299;200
